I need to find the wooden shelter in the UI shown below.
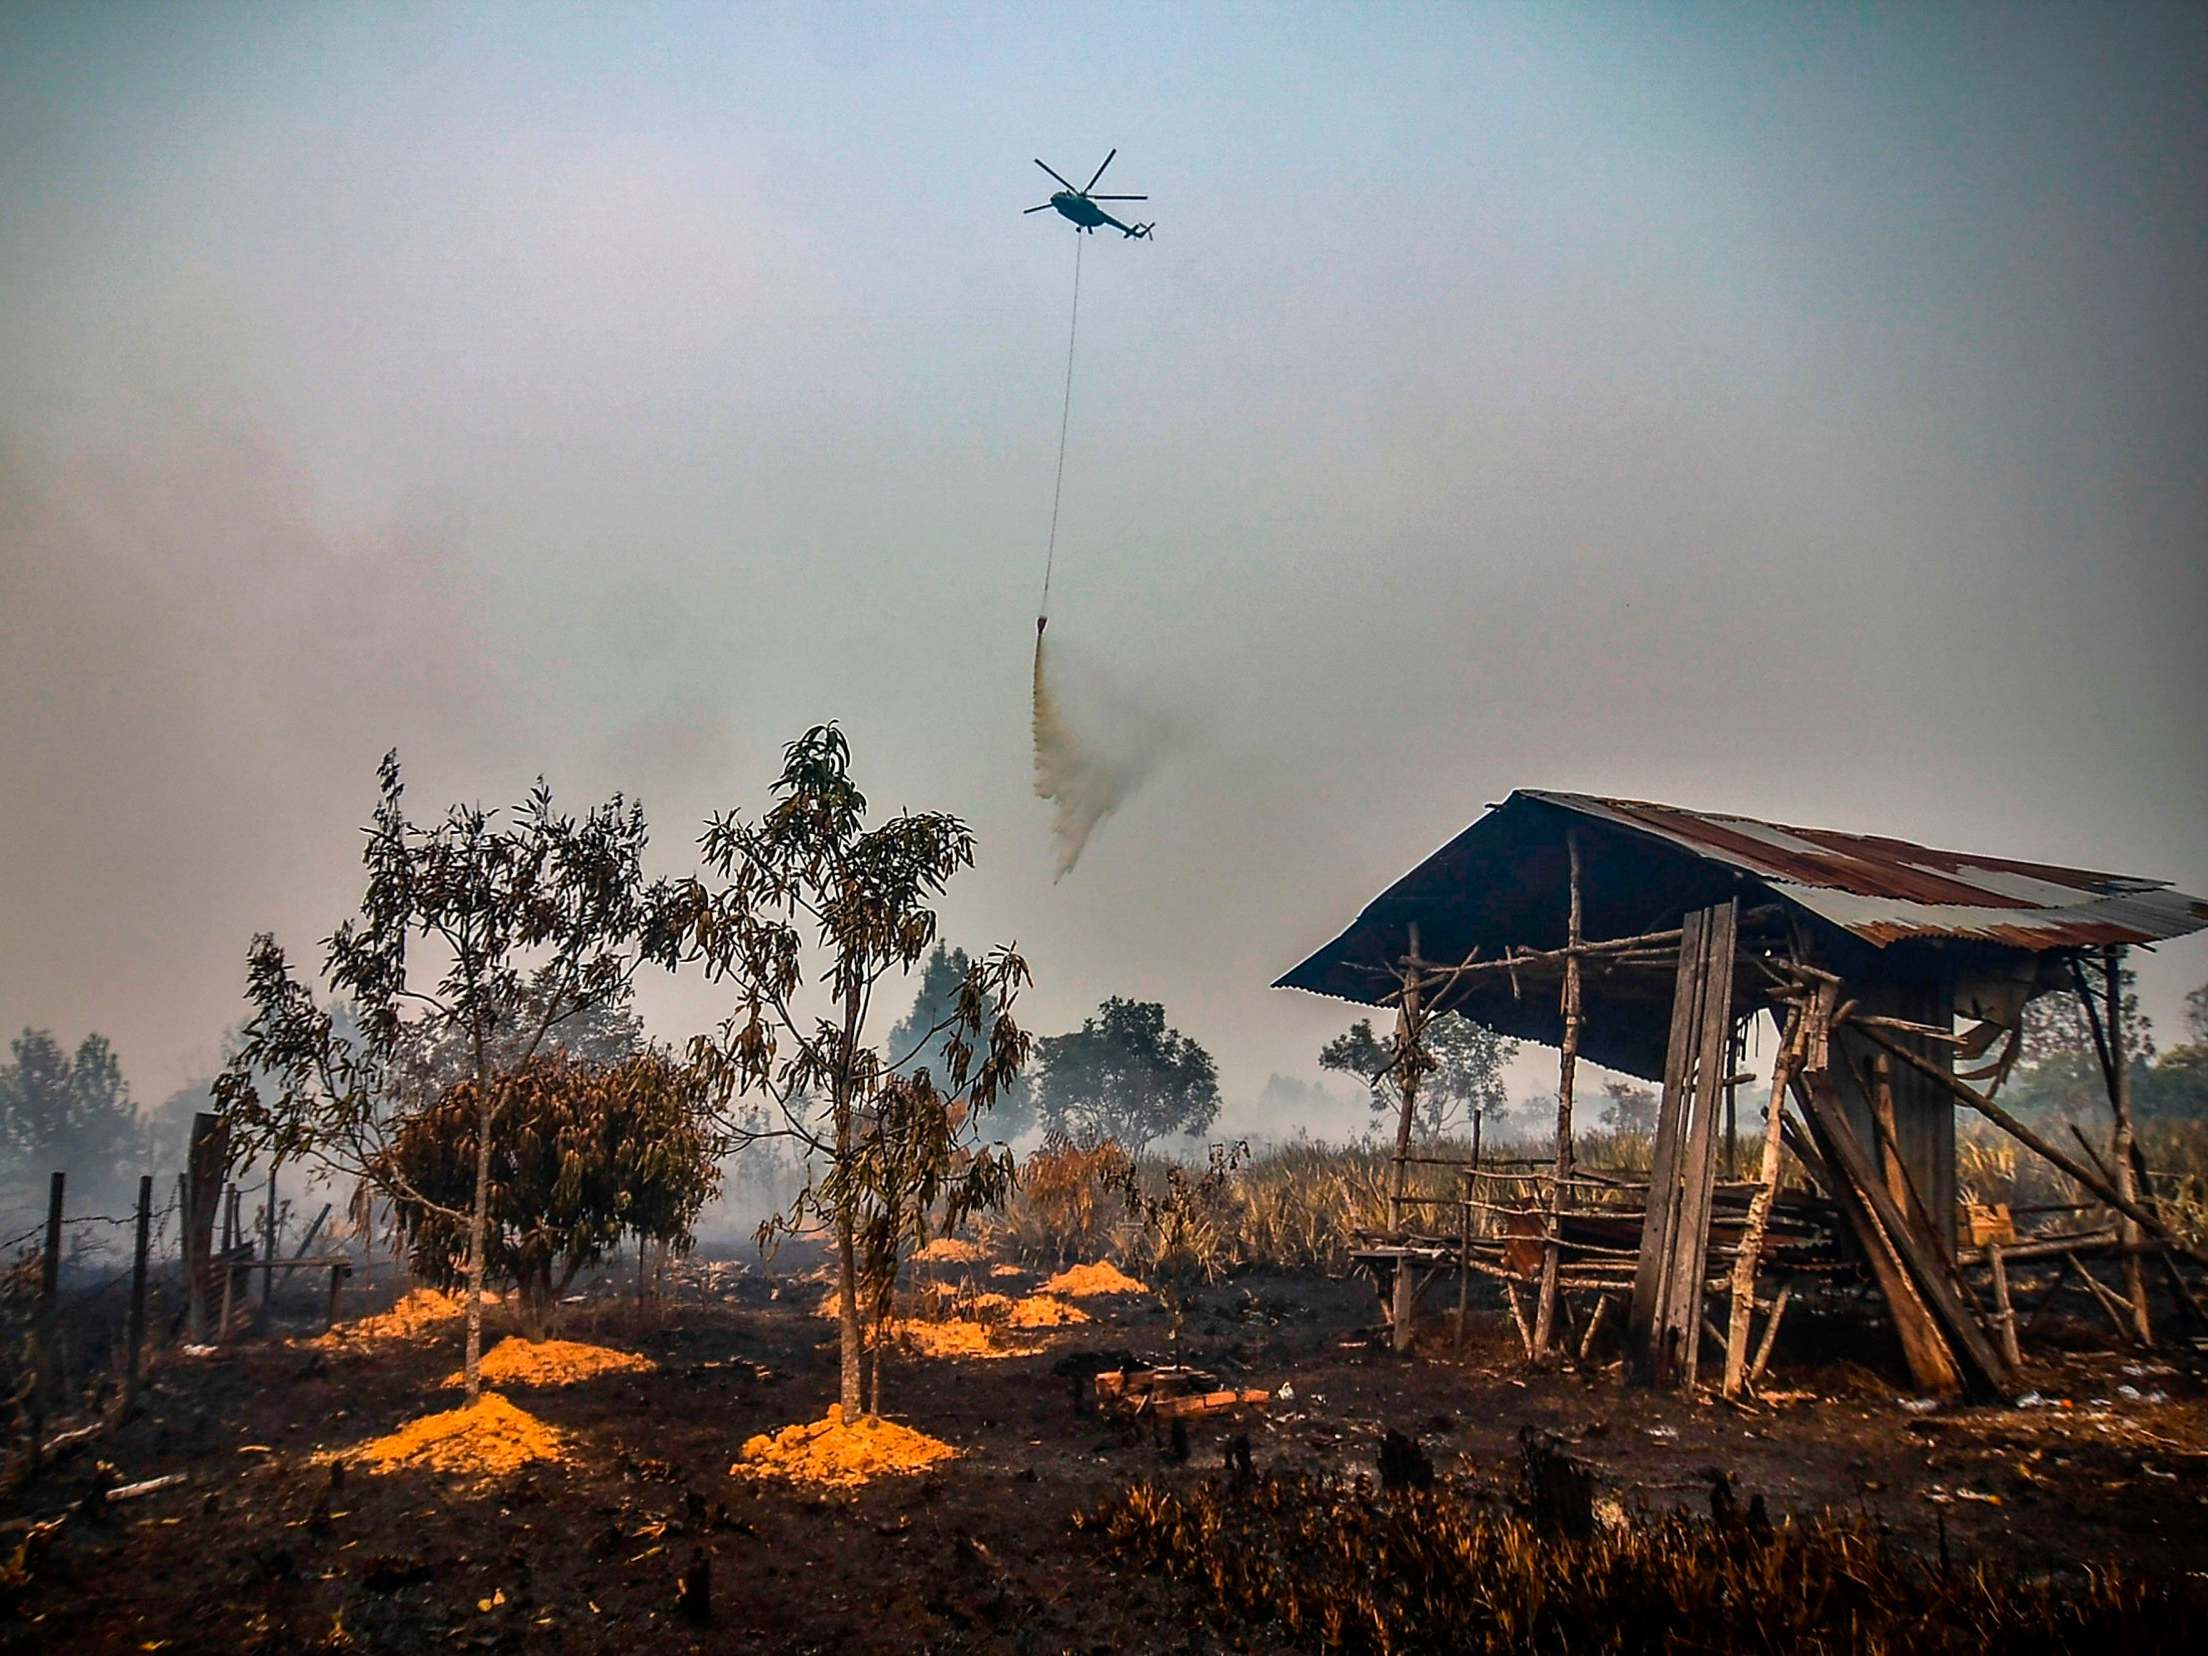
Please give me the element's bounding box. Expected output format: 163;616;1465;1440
1277;791;2208;1398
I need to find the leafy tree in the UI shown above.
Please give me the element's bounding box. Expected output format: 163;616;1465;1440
688;726;1029;1417
886;944;1034;1139
216;753;696;1399
1598;1079;1659;1135
1035;998;1220;1158
1319;1012;1516;1144
2007;954;2155;1123
2017;955;2153;1067
384;1050;718;1335
0;1029;145;1198
388;982;649;1112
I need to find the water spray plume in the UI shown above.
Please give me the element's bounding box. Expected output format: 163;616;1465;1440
1031;629;1169;882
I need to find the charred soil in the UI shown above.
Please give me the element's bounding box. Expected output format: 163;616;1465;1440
5;1260;2205;1652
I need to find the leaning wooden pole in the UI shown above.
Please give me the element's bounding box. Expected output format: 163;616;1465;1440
1532;831;1583;1356
1855;1025;2199;1263
2104;947;2152;1344
1388;925;1425;1353
1722;997;1809;1397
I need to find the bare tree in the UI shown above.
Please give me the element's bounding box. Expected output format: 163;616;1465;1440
215;753;695;1399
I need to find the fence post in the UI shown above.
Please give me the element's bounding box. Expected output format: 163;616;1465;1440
184;1115;227;1342
261;1166;278;1306
28;1171;65;1471
127;1174;154;1407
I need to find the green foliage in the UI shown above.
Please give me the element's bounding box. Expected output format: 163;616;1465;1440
886;943;1033;1138
1320;1012;1516;1142
384;1050;718;1334
215;751;698;1397
0;1029;144;1196
1077;1472;2197;1653
1596;1079;1657;1135
1034;997;1219;1157
685;725;1029;1415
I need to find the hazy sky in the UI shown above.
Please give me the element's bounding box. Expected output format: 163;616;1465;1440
4;3;2204;1140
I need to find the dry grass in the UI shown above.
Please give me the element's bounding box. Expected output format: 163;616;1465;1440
1078;1472;2201;1654
1959;1117;2208;1247
992;1115;2207;1281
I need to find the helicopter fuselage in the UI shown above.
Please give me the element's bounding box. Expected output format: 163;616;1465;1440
1051;191;1108;228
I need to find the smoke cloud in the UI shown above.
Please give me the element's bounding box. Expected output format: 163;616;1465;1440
1031;628;1175;881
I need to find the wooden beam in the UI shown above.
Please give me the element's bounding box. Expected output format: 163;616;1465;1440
1854;1025;2201;1264
1532;829;1584;1356
1628;900;1738;1390
1723;996;1810;1396
2103;947;2152;1345
1796;1070;2010;1398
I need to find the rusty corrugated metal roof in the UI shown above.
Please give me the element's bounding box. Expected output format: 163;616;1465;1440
1519;791;2208;948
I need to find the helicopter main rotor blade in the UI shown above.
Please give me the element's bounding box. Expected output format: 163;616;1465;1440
1033;158;1079;192
1090;195;1146;201
1022;203;1055;213
1083;148;1117;192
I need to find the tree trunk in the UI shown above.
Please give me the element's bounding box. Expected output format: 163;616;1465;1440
835;981;865;1418
463;1090;494;1401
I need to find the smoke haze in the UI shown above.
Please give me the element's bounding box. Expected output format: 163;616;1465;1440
2;5;2204;1144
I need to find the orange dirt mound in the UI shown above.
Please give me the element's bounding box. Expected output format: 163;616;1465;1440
442;1337;654;1389
314;1286;466;1345
733;1405;957;1489
913;1237;988;1264
1041;1260;1148;1297
1006;1295;1089;1328
988;1263;1026;1279
889;1318;1025;1359
352;1392;569;1479
967;1292;1015;1317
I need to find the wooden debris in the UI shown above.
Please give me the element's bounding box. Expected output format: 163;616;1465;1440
1093;1364;1269;1422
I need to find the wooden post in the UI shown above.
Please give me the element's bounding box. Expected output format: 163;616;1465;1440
28;1170;64;1472
1723;1023;1740;1178
1748;1278;1795;1385
126;1174;153;1406
1988;1242;2021;1370
1723;999;1808;1396
327;1264;344;1331
1628;900;1737;1390
1388;925;1424;1354
1532;831;1584;1356
2104;949;2152;1345
183;1117;226;1344
261;1166;278;1306
294;1203;332;1260
1796;1069;2010;1396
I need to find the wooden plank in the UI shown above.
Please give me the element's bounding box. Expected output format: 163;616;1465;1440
1148;1388;1269;1421
1797;1070;2010;1398
1627;906;1710;1378
1794;1084;1961;1396
1664;900;1737;1390
1988;1244;2022;1369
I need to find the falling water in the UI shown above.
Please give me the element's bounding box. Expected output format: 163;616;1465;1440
1031;628;1169;881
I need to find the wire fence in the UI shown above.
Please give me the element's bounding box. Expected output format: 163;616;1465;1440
1;1161;381;1483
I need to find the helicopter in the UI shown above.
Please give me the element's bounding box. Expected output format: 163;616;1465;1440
1024;149;1153;239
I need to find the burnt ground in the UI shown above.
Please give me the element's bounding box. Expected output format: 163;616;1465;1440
4;1253;2205;1654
